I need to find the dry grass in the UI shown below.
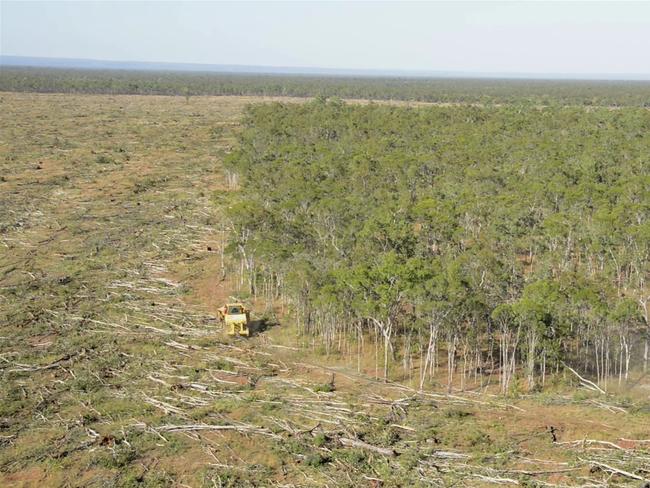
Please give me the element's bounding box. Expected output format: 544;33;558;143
1;92;649;487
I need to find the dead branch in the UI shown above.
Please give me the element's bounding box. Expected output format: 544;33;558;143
586;399;627;414
165;340;202;351
562;362;606;395
208;372;239;385
557;439;626;451
7;354;74;373
586;460;649;482
148;374;171;387
472;474;519;485
266;343;300;351
504;467;581;476
431;450;470;460
153;422;282;440
339;437;397;457
142;395;186;416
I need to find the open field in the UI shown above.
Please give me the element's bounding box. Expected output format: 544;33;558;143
1;92;649;487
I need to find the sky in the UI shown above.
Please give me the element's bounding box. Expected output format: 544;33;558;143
1;1;650;77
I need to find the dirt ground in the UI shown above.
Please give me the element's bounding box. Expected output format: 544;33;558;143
1;92;649;487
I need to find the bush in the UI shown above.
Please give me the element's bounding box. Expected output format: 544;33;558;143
95;154;113;164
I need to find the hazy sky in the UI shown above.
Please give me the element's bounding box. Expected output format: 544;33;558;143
2;1;649;75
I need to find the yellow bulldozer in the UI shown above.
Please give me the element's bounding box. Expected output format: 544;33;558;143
218;303;250;336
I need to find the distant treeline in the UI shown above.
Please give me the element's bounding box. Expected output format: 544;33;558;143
1;67;650;106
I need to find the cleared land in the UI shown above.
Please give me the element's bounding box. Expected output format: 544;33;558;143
1;93;649;487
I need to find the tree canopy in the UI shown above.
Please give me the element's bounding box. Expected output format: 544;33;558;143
224;99;649;390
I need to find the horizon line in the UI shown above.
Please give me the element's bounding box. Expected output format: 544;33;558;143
2;54;650;82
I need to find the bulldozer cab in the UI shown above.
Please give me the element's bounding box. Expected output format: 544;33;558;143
222;302;250;337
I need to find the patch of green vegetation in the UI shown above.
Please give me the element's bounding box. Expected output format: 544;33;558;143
304;453;330;467
313;432;328;447
95;154;114;164
331;448;366;467
442;407;473;419
313;382;335;393
117;469;175;488
94;443;138;469
465;428;491;447
200;466;258;488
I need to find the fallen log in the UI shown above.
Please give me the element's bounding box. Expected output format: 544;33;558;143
587;460;649;482
339;437;397;457
431;450;469;459
472;474;519;485
557;439;626;450
7;354;74;373
153;422;282;440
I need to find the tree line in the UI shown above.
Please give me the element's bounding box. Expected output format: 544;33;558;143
2;67;650;107
223;99;649;392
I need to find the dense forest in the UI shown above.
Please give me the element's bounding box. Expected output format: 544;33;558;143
2;67;650;107
224;99;650;392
